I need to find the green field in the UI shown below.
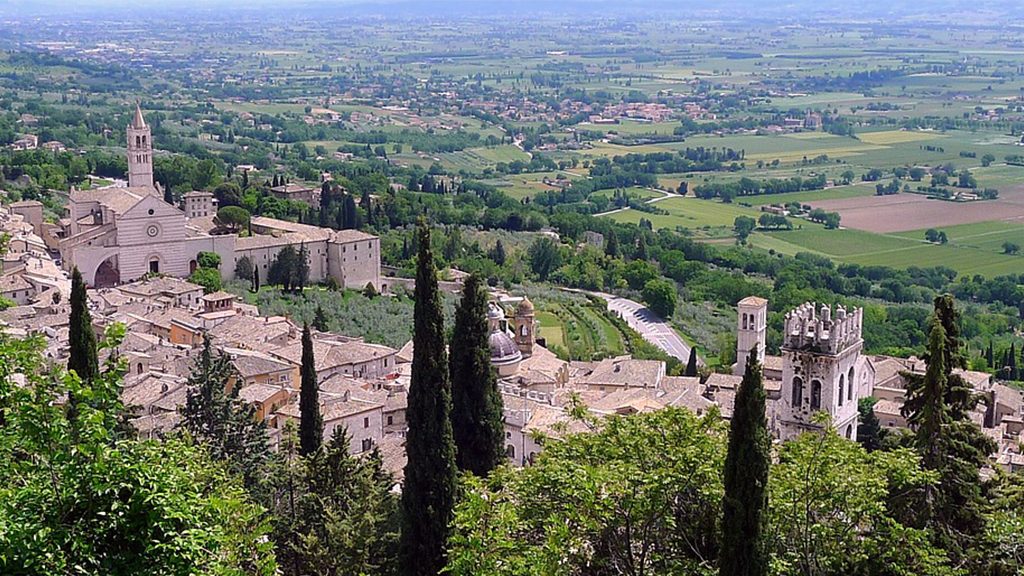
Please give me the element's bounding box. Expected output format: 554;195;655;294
604;197;762;233
736;184;876;207
750;222;1024;276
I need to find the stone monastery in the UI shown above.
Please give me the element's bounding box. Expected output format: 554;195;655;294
56;105;382;291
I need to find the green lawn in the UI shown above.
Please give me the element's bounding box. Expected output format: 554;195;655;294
751;221;1024;276
535;310;566;349
603;197;761;231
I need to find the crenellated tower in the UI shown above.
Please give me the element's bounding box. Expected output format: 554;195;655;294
779;302;864;440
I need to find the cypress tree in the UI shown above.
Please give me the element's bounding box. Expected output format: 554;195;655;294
67;267;99;427
312;305;329;332
605;229;619;258
635;233;648;260
685;347;698;377
986;340;994;369
449;274;504;476
400;219;457;576
299;323;322;456
252;265;260;292
719;348;769;576
68;267;99;383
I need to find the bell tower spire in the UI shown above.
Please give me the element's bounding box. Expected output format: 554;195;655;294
127;102;155;193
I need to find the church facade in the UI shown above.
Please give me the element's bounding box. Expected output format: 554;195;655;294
58;105;381;291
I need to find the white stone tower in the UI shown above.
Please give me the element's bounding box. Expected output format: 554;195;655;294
734;296;767;376
779;302;863;440
127;103;155;193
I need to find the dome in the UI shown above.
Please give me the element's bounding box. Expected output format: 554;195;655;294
516;297;534;315
487;302;505;321
489;330;523;366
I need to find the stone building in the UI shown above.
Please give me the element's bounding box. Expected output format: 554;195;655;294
734;298;873;440
57;105;382;292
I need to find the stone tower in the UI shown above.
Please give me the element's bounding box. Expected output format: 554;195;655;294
513;297;535;357
127;103;155;193
734;296;767;376
779;302;863;440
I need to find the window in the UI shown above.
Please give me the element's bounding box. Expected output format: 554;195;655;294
137;362;143;375
387;415;393;426
810;380;822;411
838;374;845;407
791;377;803;407
848;367;855;401
149;259;160;274
363;417;370;428
506;445;515;459
361;438;372;452
742;313;748;330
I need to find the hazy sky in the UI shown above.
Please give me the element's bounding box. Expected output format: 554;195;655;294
0;0;1018;18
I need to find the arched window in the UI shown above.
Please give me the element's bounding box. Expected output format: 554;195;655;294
810;380;822;411
742;313;748;330
137;362;143;375
505;445;516;460
838;374;845;407
791;377;803;407
848;367;855;401
520;324;528;337
142;135;147;146
135;135;141;147
846;424;853;439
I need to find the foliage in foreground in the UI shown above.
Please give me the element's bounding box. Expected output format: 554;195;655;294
447;407;964;576
0;332;277;575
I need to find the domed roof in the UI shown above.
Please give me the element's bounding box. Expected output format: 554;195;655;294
487;302;505;321
516;297;534;315
489;330;522;366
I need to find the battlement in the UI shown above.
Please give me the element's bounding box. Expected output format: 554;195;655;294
783;302;862;355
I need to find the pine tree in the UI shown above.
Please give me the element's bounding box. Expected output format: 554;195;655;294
449;274;504;476
179;335;269;490
68;267;99;384
718;348;769;576
901;295;995;562
400;219;457;576
299;324;322;456
685;347;698;377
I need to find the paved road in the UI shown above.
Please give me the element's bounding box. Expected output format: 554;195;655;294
571;289;694;364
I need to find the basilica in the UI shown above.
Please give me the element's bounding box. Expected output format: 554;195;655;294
57;105;382;291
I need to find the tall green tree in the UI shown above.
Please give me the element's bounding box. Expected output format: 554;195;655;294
295;428;400;575
68;267;99;384
179;334;269;491
901;295;996;563
67;267;99;427
449;274;504;476
685;347;699;377
400;219;457;576
299;323;322;457
719;349;770;576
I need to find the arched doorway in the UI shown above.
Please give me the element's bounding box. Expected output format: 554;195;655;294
94;257;120;288
189;259;198;274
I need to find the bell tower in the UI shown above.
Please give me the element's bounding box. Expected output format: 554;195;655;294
127;103;155;193
513;297;535;357
734;296;767;376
